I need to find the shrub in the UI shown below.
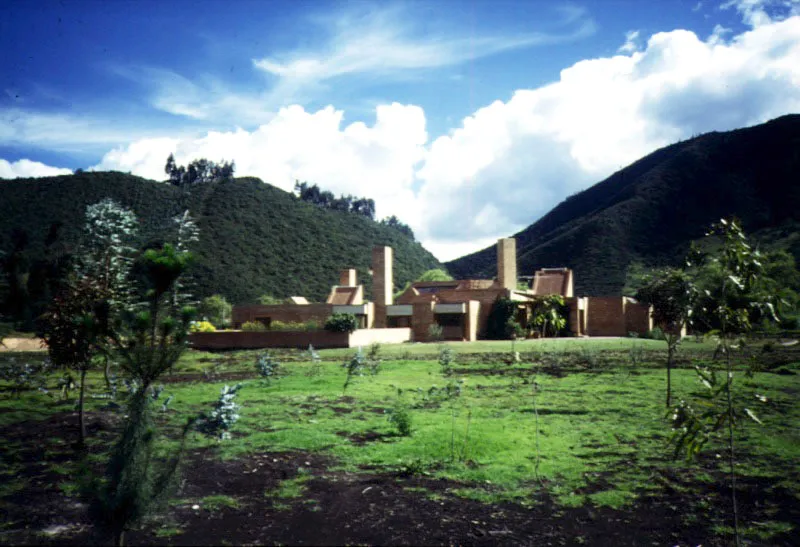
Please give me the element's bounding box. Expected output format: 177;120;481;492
645;327;665;341
428;323;444;341
270;320;321;331
325;313;358;333
241;321;267;332
0;357;49;398
438;346;455;377
257;294;283;305
505;319;525;339
486;298;516;339
198;295;232;328
255;353;280;385
196;384;243;441
387;401;413;436
189;320;216;333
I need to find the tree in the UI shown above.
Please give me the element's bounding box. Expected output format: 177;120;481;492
40;278;109;447
635;268;695;407
169;210;200;311
380;215;415;240
416;268;454;282
78;199;139;307
164;155;234;188
76;199;139;388
529;294;567;338
199;294;232;328
94;243;196;546
671;218;777;547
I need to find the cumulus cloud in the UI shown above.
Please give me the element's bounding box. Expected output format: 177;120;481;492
10;11;800;263
0;158;71;179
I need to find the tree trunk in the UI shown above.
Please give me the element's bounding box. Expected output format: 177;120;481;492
726;347;741;547
103;355;111;391
666;341;675;407
78;368;87;448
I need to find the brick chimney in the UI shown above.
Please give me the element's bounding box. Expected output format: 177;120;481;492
339;268;357;287
372;246;393;327
497;238;517;291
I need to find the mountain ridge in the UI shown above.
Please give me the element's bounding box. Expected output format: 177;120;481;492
446;114;800;295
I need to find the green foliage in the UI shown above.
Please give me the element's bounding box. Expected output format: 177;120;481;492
78;199;138;308
255;353;280;385
386;399;413;437
189;320;216;333
294;181;376;220
644;327;665;341
198;294;231;328
165;155;234;188
196;383;243;440
0;357;49;398
486;298;517;339
241;321;266;332
416;268;453;282
438;346;455;377
256;294;284;305
635;267;695;405
269;320;321;331
427;323;444;341
324;313;358;333
0;172;441;310
91;390;195;546
379;215;415;240
529;295;567;338
341;347;379;392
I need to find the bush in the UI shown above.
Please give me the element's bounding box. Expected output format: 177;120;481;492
255;353;280;385
189;320;217;333
196;384;243;441
387;401;413;436
505;319;525;339
645;327;665;340
241;321;267;332
486;298;516;339
270;320;321;331
198;295;231;328
325;313;358;333
428;323;444;341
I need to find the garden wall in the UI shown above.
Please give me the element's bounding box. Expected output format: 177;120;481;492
189;328;411;350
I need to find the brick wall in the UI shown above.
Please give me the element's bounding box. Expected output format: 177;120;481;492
232;303;333;328
411;301;436;342
585;297;627;337
625;301;653;336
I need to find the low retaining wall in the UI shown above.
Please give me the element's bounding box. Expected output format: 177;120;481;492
350;328;412;346
189;328;411;350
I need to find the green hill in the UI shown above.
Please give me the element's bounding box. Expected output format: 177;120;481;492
0;172;442;308
446;114;800;295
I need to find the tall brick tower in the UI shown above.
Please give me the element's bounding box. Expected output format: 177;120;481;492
497;238;517;291
372;246;393;328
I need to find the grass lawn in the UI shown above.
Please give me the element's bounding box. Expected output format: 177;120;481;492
1;337;798;545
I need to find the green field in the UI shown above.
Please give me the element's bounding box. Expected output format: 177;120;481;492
1;337;798;545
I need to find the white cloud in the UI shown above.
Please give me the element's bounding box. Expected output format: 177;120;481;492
14;13;800;263
248;4;595;114
721;0;800;27
0;158;71;179
618;30;641;53
253;5;595;84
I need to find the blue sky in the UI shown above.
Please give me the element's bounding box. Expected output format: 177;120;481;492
1;0;799;260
